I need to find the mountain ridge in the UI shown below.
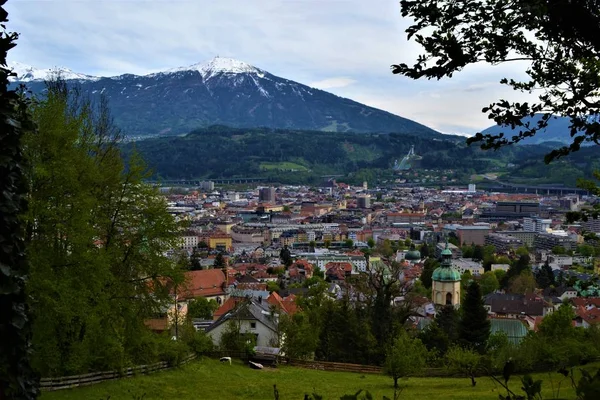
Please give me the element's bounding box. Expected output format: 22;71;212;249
10;57;442;138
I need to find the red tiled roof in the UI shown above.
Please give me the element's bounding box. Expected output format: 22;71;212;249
180;269;226;299
325;262;353;272
213;297;243;320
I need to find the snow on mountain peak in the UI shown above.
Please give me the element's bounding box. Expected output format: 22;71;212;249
162;56;265;79
8;61;99;82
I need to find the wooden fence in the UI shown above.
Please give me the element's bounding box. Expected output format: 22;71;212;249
40;353;197;391
288;359;383;374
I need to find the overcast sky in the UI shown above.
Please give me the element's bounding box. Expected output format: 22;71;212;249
5;0;534;135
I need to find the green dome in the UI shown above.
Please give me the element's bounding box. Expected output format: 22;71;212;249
441;248;453;257
432;266;461;282
405;249;421;261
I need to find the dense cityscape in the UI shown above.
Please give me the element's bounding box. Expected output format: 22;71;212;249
3;1;600;399
159;180;600;345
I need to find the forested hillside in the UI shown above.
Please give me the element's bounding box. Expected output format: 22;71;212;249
123;126;600;185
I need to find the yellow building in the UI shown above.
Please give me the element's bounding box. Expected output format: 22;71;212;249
208;233;233;252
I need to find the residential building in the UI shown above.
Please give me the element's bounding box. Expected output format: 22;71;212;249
484;293;553;318
206;298;279;348
357;195;371;209
387;212;426;224
534;232;577;251
199;181;215;191
485;233;523;252
523;217;551;233
453;258;484;276
581;217;600;233
208;232;233;251
456;225;491;246
180;269;228;305
259;187;276;203
502;231;536;247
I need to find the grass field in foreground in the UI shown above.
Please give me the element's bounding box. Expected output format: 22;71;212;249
41;358;587;400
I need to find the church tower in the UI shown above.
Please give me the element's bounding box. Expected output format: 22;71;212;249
432;243;461;307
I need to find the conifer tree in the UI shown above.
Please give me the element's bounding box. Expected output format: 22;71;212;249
459;281;490;353
435;305;459;343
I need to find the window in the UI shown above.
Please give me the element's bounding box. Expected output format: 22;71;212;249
250;322;256;329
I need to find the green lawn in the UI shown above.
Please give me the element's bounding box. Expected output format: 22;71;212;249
40;358;585;400
259;161;309;172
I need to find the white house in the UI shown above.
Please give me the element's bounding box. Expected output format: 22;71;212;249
206;298;279;348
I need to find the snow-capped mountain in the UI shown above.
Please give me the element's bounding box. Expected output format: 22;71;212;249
8;61;99;82
11;57;441;138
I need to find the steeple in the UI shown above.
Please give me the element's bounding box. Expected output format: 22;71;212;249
440;241;453;267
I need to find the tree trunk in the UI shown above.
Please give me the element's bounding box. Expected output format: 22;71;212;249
394;377;399;389
470;374;477;387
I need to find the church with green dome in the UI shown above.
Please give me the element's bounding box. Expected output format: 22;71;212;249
431;243;461;307
404;244;421;263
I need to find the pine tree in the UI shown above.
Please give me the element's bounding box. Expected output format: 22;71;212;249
535;260;556;289
459;281;490;353
435;305;459;343
420;258;438;289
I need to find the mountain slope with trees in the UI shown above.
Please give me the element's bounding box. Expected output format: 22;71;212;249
121;125;600;185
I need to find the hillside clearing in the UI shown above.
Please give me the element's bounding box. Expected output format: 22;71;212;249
40;358;587;400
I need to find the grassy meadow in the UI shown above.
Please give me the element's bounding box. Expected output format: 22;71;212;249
39;358;592;400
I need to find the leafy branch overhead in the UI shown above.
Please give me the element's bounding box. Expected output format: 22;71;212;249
393;0;600;163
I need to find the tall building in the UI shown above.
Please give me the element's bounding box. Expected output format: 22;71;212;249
432;244;461;307
199;181;215;191
357;195;371;209
468;184;476;193
259;187;276;203
523;217;551;233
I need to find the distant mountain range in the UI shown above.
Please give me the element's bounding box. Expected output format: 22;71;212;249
9;57;442;138
481;114;590;145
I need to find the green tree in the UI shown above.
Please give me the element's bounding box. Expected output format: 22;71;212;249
0;9;39;398
419;321;450;357
214;252;226;268
394;1;600;163
384;330;428;388
280;245;293;267
378;239;394;258
23;81;183;377
279;312;319;360
436;305;459;344
472;245;484;261
266;281;281;293
516;247;530;257
367;237;375;249
446;346;483;387
509;271;537;295
420;258;439;289
461;245;474;259
187;297;219;320
459;282;490;353
577;244;595;257
479;271;500;295
419;242;430;258
535;260;556;290
345;239;354;248
552;246;567;255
